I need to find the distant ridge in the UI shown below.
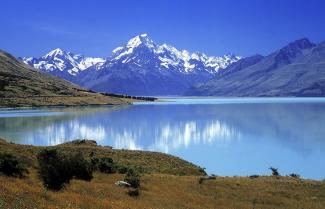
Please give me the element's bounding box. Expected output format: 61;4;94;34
186;38;325;97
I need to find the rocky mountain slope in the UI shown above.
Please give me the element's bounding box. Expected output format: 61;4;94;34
186;38;325;97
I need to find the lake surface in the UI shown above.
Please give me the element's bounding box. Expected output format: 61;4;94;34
1;97;325;180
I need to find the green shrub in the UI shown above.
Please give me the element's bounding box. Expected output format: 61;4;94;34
90;156;117;174
37;149;71;190
69;152;93;181
90;156;100;170
37;149;93;191
116;164;129;174
0;152;28;177
98;157;116;173
124;168;141;188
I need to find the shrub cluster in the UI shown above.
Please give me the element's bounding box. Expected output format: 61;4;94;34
116;164;129;174
90;155;130;175
97;157;116;173
90;156;116;173
124;168;141;188
0;152;28;177
37;149;92;191
37;149;141;191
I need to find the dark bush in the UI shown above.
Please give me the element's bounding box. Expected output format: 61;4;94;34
198;167;207;175
289;173;300;179
116;164;129;174
124;168;141;188
90;156;99;169
37;149;71;190
0;152;28;177
97;157;116;174
69;152;93;181
198;175;216;184
37;149;93;191
249;175;259;179
198;177;204;184
127;188;140;197
90;156;117;174
269;167;280;176
90;156;131;174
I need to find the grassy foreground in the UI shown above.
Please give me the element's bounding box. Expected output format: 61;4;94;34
0;139;325;209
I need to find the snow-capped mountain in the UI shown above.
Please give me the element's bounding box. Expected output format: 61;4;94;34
23;48;105;79
23;34;241;95
105;34;240;74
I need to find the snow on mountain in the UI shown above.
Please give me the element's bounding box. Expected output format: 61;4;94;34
22;48;105;76
22;34;241;95
105;34;241;74
23;34;240;77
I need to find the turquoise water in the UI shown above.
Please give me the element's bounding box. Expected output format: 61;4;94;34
1;98;325;179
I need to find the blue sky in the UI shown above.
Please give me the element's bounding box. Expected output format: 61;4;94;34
1;0;325;58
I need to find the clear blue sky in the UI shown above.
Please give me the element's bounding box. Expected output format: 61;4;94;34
1;0;325;58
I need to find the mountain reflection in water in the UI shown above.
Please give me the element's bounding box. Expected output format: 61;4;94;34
1;98;325;179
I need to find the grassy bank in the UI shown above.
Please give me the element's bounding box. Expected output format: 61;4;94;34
0;139;324;209
0;139;205;176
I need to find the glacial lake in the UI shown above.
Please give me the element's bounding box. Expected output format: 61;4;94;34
1;97;325;180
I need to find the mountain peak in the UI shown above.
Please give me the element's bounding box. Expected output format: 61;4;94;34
139;33;148;37
44;48;66;58
274;38;316;64
126;33;155;48
283;38;316;51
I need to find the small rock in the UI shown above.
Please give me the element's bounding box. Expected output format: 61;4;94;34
115;181;131;187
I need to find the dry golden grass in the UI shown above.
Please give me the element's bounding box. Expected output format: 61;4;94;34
1;139;325;208
1;170;325;209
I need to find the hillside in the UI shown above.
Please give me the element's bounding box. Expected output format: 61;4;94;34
0;139;324;209
186;38;325;97
0;50;133;107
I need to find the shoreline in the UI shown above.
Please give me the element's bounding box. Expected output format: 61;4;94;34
0;103;132;110
0;138;323;181
0;94;157;109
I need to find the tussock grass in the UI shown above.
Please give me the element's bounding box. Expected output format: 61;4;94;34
0;139;324;208
1;171;325;209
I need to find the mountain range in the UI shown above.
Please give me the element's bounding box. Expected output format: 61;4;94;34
22;35;325;97
23;34;240;96
186;38;325;96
